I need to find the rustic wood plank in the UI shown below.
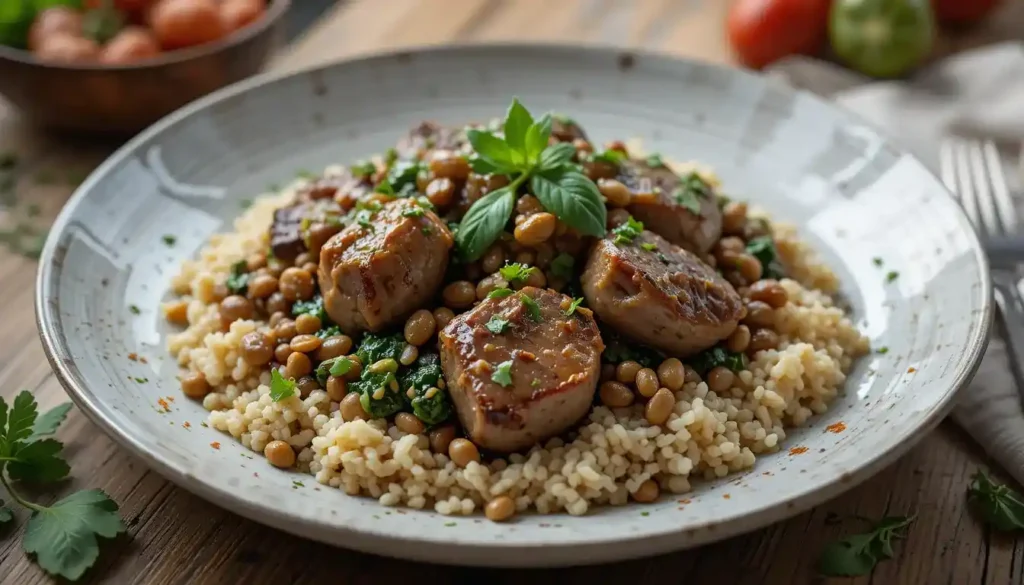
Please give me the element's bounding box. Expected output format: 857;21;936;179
1;1;1023;583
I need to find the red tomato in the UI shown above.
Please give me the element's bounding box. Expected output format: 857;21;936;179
28;7;83;51
150;0;227;50
100;26;162;64
727;0;831;69
219;0;266;32
931;0;1002;25
34;33;100;63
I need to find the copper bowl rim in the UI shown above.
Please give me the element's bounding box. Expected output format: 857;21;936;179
0;0;290;71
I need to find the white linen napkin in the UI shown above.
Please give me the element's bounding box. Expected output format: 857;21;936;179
767;42;1024;487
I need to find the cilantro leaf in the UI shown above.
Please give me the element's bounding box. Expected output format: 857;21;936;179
485;316;511;334
565;297;584;316
487;287;514;299
455;186;515;261
503;98;534;157
402;207;425;218
499;262;535;285
28;403;72;442
588;149;626;166
23;489;125;581
6;439;70;484
673;172;709;215
225;260;250;295
491;360;514;387
519;292;542;322
745;236;786;280
530;170;607;238
269;369;296;402
611;216;644;245
641;242;657;251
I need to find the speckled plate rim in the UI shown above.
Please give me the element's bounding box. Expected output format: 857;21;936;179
34;43;994;567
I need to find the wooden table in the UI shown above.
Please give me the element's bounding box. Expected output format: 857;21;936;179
2;1;1024;583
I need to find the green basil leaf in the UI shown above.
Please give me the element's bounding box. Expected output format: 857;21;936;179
455;186;515;261
539;143;576;171
469;155;499;175
503;98;534;157
466;129;518;169
524;114;553;162
530;171;607;237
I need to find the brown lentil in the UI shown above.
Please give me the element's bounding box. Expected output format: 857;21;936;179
301;262;319;275
285;352;312;379
246;253;267;272
240;332;274;366
744;301;775;328
516;195;543;215
748;279;789;309
656;358;686;391
274;319;297;342
294;252;312;267
426;177;455;207
726;325;752;353
279;267;315;301
294;313;321;335
394;412;426;435
247;274;278;299
316;335;352;361
476;275;505;300
645;388;675;425
264;440;296;468
481;245;505;274
340;392;368;421
296;375;319;398
443;281;477;309
599;381;635;408
514;212;557;246
684;365;702;384
289;334;322;353
722;201;748;235
429;151;471;180
632;479;660;503
607;208;631;228
448;438;481;467
749;328;780;353
735;253;763;283
404;310;436;346
513;250;536;266
219;295;253;323
600;363;616;383
326;375;347;401
433;308;454;330
164;300;189;325
274;343;293;364
523;268;546;288
180;372;210;399
615;360;643;384
429;424;457;454
265;292;290;315
597;178;632;207
635;368;660;398
485;496;516;522
399;344;419;366
706;367;735;393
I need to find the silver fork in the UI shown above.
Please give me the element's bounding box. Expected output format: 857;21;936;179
940;138;1024;390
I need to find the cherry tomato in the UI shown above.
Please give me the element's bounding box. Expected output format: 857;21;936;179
830;0;935;78
28;6;83;51
150;0;226;50
100;25;161;64
726;0;831;69
34;32;100;63
219;0;265;32
931;0;1002;25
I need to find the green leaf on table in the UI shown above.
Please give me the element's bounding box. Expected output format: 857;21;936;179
530;170;606;237
818;515;914;577
6;439;70;483
2;390;39;454
27;402;72;442
0;502;12;525
503;98;534;157
22;489;125;581
455;186;515;261
968;471;1024;531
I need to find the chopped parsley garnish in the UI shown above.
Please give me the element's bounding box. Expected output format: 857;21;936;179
640;242;657;252
588;149;626;166
745;236;785;279
519;292;542;322
355;209;375;230
128;304;140;315
292;295;327;322
612;216;644;245
672;172;709;215
330;357;354;377
385;160;425;196
350;160;376;177
872;257;883;267
225;260;250;295
876;346;889;355
485;315;511;334
531;378;542;388
689;346;746;375
421;226;433;236
487;287;515;299
657;252;670;265
402;207;426;218
499;262;535;284
161;234;176;246
885;271;899;283
565;297;584;316
549;253;575;281
384;148;399;167
270;369;296;402
646;153;664;168
491;360;514;387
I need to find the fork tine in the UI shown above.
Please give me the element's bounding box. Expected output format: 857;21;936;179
953;139;983;232
982;141;1019;234
967;140;1002;237
940;140;958;194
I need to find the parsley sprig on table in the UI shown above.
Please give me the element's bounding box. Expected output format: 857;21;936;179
0;391;125;581
967;471;1024;531
818;515;914;577
456;98;607;260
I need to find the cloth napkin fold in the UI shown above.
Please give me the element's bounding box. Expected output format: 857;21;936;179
767;43;1024;487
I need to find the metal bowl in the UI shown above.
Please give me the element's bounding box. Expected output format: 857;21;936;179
0;0;289;134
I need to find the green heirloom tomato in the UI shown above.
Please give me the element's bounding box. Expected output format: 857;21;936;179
829;0;935;78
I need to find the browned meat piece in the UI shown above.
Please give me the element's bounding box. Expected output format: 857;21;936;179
318;199;453;333
619;160;722;255
298;169;374;211
438;287;604;453
551;116;589;143
395;121;466;160
269;199;345;262
581;231;742;357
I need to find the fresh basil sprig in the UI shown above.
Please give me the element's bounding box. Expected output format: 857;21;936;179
818;515;914;577
968;471;1024;531
456;99;607;260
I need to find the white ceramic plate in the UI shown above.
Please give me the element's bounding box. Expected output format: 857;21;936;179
36;45;992;567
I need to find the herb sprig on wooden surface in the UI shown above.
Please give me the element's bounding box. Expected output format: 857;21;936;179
456;99;607;260
968;471;1024;531
0;391;125;581
817;515;914;577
